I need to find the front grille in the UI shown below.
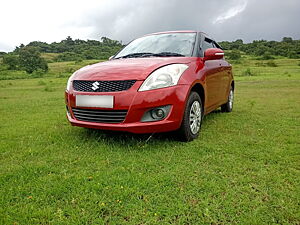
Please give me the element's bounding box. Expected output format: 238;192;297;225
72;108;127;123
73;80;136;92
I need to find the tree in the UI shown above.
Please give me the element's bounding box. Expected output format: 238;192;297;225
101;37;122;46
0;52;7;57
2;54;19;70
19;47;48;74
282;37;293;43
14;44;25;53
260;51;275;60
231;39;244;50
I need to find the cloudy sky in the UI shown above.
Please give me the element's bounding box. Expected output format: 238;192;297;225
1;0;299;52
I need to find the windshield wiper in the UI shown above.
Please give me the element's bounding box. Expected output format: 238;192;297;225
115;52;154;59
115;52;186;59
152;52;185;57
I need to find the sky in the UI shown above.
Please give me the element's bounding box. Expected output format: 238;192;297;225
0;0;300;52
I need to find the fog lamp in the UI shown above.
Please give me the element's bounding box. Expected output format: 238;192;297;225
151;109;165;119
141;105;171;122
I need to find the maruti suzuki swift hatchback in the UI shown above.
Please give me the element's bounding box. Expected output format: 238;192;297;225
65;31;234;141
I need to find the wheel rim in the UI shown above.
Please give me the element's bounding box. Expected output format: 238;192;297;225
228;89;234;109
189;101;202;135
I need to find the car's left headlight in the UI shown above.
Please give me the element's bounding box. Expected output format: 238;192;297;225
139;64;189;91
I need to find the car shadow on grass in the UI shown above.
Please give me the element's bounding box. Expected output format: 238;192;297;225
83;128;179;142
76;128;182;151
201;109;226;126
76;109;224;146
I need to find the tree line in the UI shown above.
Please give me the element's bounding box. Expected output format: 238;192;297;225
0;36;299;74
0;36;123;74
15;36;123;61
220;37;300;60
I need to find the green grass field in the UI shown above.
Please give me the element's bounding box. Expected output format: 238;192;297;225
0;57;299;224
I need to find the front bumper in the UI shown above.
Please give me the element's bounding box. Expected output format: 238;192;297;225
65;82;190;133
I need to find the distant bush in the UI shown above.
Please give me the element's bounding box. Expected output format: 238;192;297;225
260;52;275;60
44;85;54;92
242;68;254;76
19;47;48;74
255;60;277;67
231;59;242;64
31;69;46;78
0;64;8;71
56;52;82;62
75;58;83;64
227;50;241;60
83;49;99;60
37;80;46;85
255;62;266;67
288;51;300;59
266;61;278;67
2;54;19;70
65;67;77;74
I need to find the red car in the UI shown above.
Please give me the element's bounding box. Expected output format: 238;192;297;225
65;31;234;141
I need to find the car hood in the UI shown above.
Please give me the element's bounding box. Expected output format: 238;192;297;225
72;57;195;81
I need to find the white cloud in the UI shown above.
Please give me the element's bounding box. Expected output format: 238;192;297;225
213;0;248;24
0;0;105;51
0;0;299;51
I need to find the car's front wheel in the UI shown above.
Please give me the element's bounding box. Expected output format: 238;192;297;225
178;92;203;142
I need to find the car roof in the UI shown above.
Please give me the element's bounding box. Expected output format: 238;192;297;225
143;30;213;40
144;30;207;36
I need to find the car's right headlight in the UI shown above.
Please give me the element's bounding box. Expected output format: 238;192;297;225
66;77;72;92
139;64;188;91
66;65;92;91
66;72;76;91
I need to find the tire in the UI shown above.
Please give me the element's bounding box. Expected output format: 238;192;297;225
178;92;203;142
221;87;234;112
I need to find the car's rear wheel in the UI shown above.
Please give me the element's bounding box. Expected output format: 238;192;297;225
178;92;203;142
221;87;234;112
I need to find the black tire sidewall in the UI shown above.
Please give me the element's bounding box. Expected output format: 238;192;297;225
221;88;234;112
179;92;203;141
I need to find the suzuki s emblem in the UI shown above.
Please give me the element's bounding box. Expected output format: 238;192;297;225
92;81;100;91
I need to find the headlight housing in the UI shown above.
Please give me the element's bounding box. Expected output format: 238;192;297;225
66;65;91;91
139;64;188;91
66;72;76;91
66;77;72;91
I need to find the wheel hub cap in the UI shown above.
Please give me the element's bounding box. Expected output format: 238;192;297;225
229;89;234;109
189;101;201;135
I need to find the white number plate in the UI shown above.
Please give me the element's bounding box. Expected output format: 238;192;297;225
76;95;114;108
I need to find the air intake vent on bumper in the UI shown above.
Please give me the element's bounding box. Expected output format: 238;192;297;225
72;108;127;123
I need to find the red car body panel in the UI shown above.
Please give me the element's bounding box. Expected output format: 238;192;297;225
65;31;233;134
66;83;190;133
72;57;195;81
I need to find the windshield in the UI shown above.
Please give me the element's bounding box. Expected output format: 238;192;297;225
114;32;196;59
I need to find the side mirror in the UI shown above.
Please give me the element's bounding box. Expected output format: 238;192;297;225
109;55;114;60
204;48;224;61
